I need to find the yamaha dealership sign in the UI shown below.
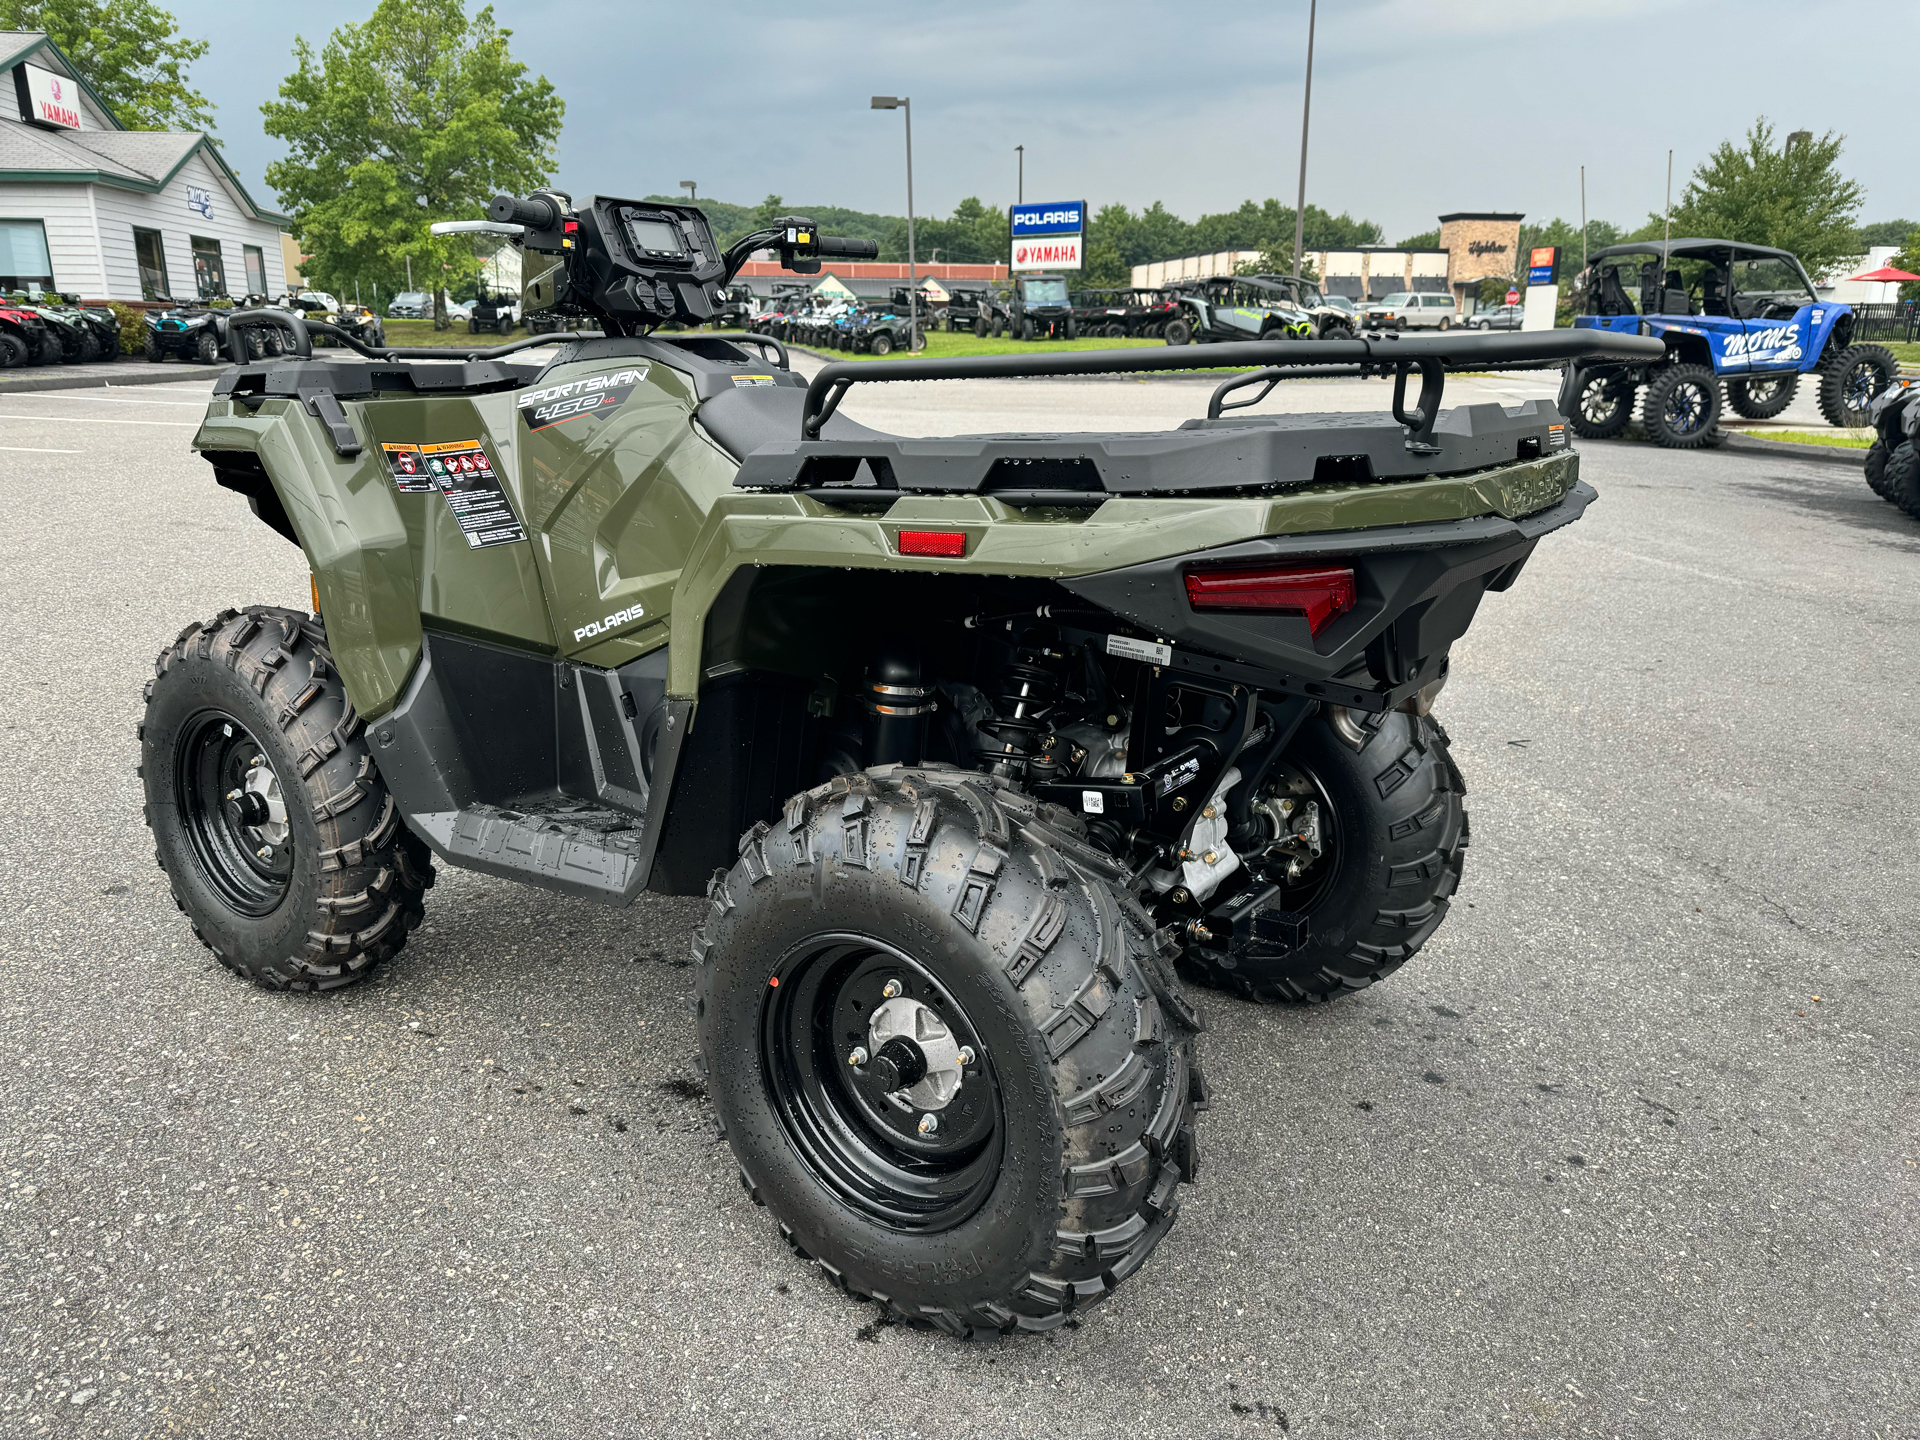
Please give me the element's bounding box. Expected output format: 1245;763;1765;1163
1011;201;1084;272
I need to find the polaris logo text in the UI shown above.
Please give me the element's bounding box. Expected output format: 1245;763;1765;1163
1012;208;1080;230
574;603;645;643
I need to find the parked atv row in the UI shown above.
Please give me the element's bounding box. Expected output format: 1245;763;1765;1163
0;292;124;366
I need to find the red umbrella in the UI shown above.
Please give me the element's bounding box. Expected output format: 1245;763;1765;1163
1844;265;1920;282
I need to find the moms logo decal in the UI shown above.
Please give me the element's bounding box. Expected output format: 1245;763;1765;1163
1722;326;1802;363
517;366;649;430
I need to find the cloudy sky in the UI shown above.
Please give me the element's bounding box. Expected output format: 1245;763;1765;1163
190;0;1918;242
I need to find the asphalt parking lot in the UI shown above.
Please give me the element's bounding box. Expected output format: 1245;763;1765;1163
0;368;1914;1438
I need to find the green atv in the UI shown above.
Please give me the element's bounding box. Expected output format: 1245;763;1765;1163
142;187;1657;1336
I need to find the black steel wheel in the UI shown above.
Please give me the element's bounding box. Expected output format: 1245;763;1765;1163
698;770;1203;1335
0;332;25;368
1163;317;1192;346
1567;367;1633;438
1727;373;1797;419
1644;363;1721;448
174;711;295;916
762;936;1003;1232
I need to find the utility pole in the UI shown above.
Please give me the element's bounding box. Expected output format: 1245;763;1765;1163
1016;144;1024;205
1661;148;1674;278
1580;164;1588;268
1291;0;1316;280
872;96;918;348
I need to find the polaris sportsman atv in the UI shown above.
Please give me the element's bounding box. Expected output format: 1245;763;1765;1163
1562;239;1899;448
145;186;1658;1336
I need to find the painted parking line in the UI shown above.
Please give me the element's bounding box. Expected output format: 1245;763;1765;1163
1;392;212;407
0;413;198;426
0;445;82;453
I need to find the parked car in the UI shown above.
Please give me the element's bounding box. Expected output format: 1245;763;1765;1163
1468;303;1524;331
387;291;435;320
1360;292;1459;330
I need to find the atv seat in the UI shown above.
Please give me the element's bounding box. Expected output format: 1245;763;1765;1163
699;382;897;459
1595;265;1636;317
1661;270;1694;316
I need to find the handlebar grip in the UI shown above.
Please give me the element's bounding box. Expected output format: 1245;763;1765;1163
817;236;879;260
488;193;561;229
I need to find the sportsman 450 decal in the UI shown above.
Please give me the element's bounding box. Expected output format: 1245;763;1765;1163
518;367;649;431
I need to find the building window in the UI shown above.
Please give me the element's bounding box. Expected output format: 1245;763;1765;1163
242;244;267;298
190;235;226;298
0;219;55;293
132;227;171;301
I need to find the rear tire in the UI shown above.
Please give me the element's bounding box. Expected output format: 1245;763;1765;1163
1644;363;1721;449
697;769;1203;1335
1864;439;1891;497
1887;441;1918;518
1322;324;1353;342
140;607;433;992
0;332;25;368
1180;710;1466;1003
1727;374;1798;419
1566;367;1633;439
973;317;989;338
1818;344;1897;428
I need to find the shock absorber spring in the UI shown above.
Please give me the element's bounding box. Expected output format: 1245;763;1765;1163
977;657;1062;777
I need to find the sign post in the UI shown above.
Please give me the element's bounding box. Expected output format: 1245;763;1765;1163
1520;245;1560;332
1010;201;1085;272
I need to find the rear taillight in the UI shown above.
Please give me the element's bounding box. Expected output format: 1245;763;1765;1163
1183;563;1357;635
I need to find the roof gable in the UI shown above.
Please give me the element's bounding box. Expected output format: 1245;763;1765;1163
0;31;127;130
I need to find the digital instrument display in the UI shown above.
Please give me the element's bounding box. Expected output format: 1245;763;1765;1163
625;217;684;256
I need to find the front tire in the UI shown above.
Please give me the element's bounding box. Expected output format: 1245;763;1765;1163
1566;367;1633;439
193;330;220;365
1181;710;1466;1003
140;607;433;991
1163;318;1192;346
0;332;25;368
870;332;893;357
1819;344;1897;428
697;769;1203;1335
1644;363;1721;448
1865;439;1892;497
1727;374;1798;419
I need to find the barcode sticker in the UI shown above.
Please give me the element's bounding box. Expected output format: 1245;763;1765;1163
1107;634;1172;666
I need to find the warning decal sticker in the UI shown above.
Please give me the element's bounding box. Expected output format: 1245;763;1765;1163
381;442;439;492
419;440;525;549
515;366;648;431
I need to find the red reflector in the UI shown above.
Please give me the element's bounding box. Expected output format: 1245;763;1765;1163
898;529;967;558
1183;564;1357;635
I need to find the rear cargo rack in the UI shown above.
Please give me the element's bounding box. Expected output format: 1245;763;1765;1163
800;330;1662;449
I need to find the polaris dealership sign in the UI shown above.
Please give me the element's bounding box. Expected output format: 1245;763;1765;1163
1011;200;1084;272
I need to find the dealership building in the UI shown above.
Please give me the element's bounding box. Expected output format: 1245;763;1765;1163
0;30;291;303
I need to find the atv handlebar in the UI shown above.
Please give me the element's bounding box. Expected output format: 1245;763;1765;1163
816;236;880;260
800;329;1666;447
218;308;598;365
489;192;563;230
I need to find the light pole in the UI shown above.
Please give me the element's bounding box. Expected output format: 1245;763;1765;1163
1291;0;1316;281
872;95;917;348
1016;144;1023;204
680;180;698;203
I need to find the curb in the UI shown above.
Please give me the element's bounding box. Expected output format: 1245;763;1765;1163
1719;431;1871;468
0;364;218;394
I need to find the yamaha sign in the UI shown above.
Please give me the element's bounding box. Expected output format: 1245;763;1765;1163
1011;200;1084;272
17;62;81;130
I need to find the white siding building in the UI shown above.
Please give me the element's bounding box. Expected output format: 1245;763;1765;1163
0;31;290;303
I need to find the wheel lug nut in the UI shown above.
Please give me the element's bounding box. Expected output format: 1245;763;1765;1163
881;979;902;999
917;1113;938;1136
847;1046;868;1067
956;1046;975;1067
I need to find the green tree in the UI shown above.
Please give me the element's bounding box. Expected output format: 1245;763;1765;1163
262;0;563;327
1856;219;1917;249
1891;228;1918;302
1397;228;1440;250
1660;117;1865;276
0;0;213;129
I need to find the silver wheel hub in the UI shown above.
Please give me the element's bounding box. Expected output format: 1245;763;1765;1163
241;762;288;846
867;997;966;1112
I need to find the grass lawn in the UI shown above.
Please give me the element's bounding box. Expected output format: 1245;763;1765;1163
1746;429;1872;449
1876;340;1918;365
